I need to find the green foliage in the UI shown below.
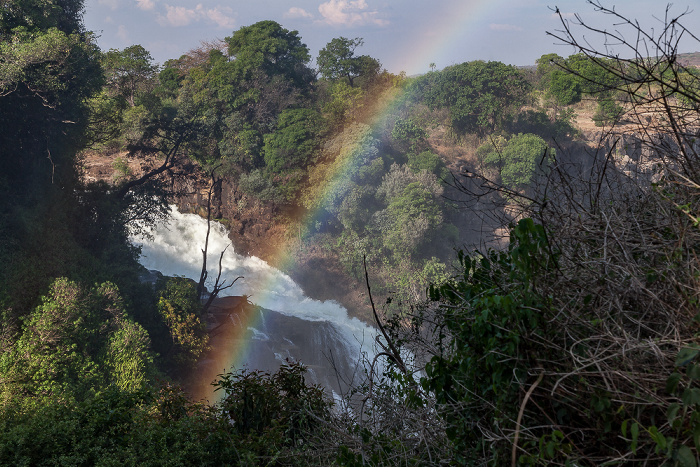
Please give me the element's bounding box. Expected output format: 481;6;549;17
225;20;313;89
548;69;582;105
675;69;700;109
480;133;553;192
593;97;625;126
0;22;101;198
111;156;131;182
321;79;365;126
423;219;555;463
391;117;429;156
621;348;700;465
380;181;444;258
104;320;154;392
0;0;86;35
535;53;565;88
238;168;287;203
263;108;322;174
317;36;381;87
420;60;530;135
156;276;208;368
565;53;622;96
1;278;154;399
407;150;447;178
102;45;158;107
172;21;315;173
0;385;246;465
391;118;427;145
337;183;378;234
508;108;577;140
214;361;331;454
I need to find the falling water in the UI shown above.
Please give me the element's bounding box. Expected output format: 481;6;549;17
130;206;378;398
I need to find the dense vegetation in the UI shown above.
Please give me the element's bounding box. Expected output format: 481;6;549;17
2;0;700;464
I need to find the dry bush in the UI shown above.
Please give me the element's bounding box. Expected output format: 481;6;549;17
370;3;700;465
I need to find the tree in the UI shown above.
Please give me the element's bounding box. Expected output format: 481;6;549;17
102;45;158;107
225;20;313;89
564;52;622;97
0;0;105;315
391;117;428;154
480;133;553;192
317;37;381;87
156;277;208;368
592;96;625;126
414;3;700;464
422;60;530;135
547;69;582;105
263;108;322;174
214;361;331;452
0;0;86;35
0;17;102;192
176;21;315;172
1;279;154;398
535;52;565;88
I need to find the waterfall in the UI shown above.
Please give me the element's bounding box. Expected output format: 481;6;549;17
130;206;378;397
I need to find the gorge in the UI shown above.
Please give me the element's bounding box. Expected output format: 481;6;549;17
131;206;379;401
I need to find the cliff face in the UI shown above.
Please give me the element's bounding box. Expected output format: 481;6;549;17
168;161;288;262
82;152;288;263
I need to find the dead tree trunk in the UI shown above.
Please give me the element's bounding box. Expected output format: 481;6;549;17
196;171;242;316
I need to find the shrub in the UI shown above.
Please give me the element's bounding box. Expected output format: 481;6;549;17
480;133;553;192
593;97;625;126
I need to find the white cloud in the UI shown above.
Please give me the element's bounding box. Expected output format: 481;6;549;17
196;4;236;29
285;7;313;19
116;24;130;43
489;23;523;32
136;0;156;11
98;0;120;10
157;3;235;28
158;5;197;26
318;0;388;27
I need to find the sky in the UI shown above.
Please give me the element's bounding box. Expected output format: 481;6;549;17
83;0;700;76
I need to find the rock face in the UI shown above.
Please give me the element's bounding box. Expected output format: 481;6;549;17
167;161;291;263
82;151;288;263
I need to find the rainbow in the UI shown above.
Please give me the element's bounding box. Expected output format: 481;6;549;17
398;1;504;74
186;90;403;402
186;1;501;401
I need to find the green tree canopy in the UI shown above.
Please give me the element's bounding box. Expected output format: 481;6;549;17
480;133;553;191
535;53;565;87
263;108;322;173
547;69;582;105
1;279;154;399
422;60;531;136
102;45;158;107
380;181;444;257
316;37;381;87
0;0;101;204
176;21;315;172
225;20;313;88
156;277;208;368
564;53;622;96
0;0;86;35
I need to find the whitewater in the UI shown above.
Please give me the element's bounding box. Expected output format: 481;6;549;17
130;206;378;394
